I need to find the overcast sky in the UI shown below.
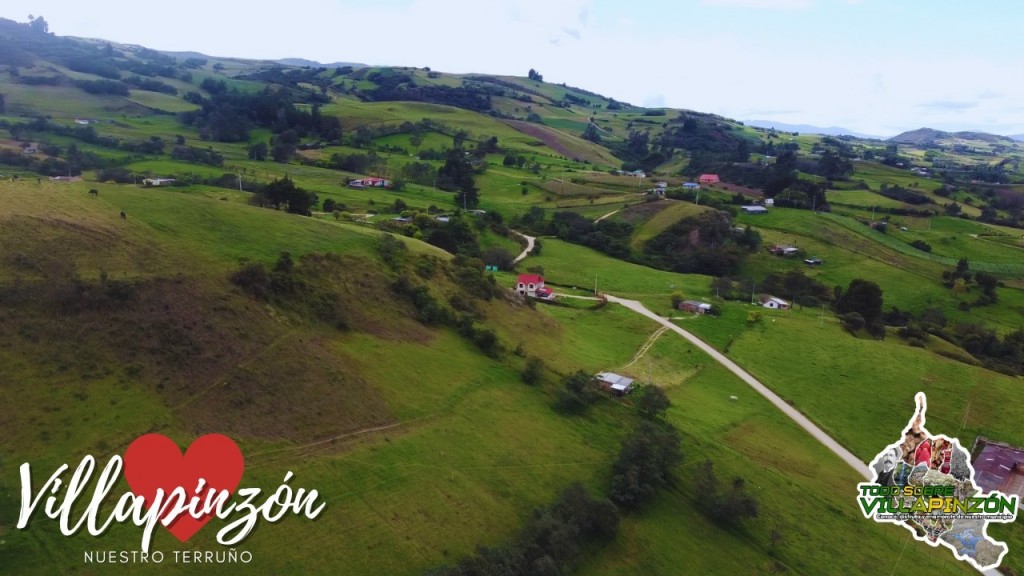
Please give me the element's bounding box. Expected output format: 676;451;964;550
5;0;1022;137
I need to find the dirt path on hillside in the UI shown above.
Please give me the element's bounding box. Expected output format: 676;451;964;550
624;326;668;368
511;231;535;264
594;209;621;222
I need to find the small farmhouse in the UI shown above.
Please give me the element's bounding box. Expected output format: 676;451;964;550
142;178;176;187
769;244;799;257
741;205;768;215
516;274;553;299
760;296;790;310
678;300;712;314
698;174;720;185
348;177;391;188
683;182;700;190
594;372;635;396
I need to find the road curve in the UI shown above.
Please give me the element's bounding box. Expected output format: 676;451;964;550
603;296;1007;576
511;231;536;264
603;295;872;479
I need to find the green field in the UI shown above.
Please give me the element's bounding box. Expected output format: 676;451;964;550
2;27;1024;576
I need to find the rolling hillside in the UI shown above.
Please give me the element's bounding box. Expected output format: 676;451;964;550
0;15;1023;576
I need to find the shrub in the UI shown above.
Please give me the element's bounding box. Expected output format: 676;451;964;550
522;357;544;385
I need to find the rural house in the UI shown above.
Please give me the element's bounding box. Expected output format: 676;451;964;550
698;174;720;185
741;205;768;215
594;372;635;396
142;178;176;187
760;296;790;310
348;177;391;188
683;182;700;190
678;300;712;314
515;274;553;299
769;244;799;257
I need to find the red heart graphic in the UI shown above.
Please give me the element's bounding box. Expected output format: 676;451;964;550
123;433;245;543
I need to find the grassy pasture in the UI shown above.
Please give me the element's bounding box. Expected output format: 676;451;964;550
628;200;712;249
738;209;1024;327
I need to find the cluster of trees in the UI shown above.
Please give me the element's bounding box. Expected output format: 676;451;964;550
941;258;998;306
693;460;759;526
0;142;124;177
229;252;348;330
888;306;1024;375
514;209;633;261
424;483;618;576
437;146;481;208
609;419;683;511
250;176;318;215
179;85;343;144
514;208;762;277
643;211;761;276
877;184;932;205
170;145;223;166
555;370;600;412
834;279;885;337
73;78;130;96
237;67;334;100
123;75;177;95
358;71;492;112
660;114;749;156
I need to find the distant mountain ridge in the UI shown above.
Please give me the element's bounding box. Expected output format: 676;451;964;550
744;120;882;140
275;57;368;69
889;127;1019;145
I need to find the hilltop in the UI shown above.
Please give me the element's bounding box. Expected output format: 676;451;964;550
890;127;1021;146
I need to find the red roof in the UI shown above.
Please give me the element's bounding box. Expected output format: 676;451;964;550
699;174;720;182
517;274;544;284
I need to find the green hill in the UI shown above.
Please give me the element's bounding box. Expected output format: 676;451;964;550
1;15;1023;576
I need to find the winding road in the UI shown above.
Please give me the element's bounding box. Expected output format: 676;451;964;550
600;294;1002;576
603;295;870;479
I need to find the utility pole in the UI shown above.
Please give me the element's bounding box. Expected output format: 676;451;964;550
594;275;598;296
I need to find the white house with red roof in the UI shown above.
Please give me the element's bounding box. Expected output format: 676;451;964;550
516;274;553;299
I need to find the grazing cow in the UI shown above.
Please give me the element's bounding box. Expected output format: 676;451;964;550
119;211;126;219
88;189;99;196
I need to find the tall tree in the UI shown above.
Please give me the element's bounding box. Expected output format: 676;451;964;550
834;279;883;324
28;15;49;33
